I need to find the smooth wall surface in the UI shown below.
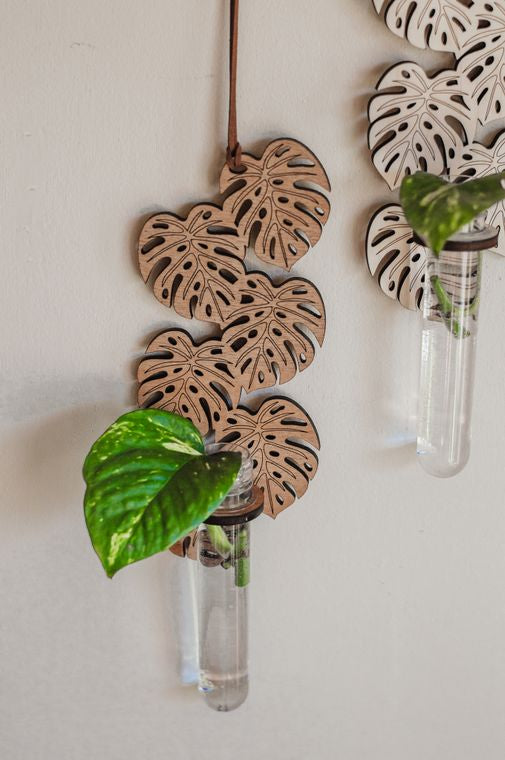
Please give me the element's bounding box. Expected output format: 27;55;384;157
2;2;505;758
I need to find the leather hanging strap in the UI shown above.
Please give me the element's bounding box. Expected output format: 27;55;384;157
226;0;242;170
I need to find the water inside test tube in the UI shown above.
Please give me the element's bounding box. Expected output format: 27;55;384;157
417;245;481;477
198;523;249;711
197;446;252;712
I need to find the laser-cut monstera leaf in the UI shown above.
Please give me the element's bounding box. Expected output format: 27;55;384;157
448;131;505;253
457;0;505;125
373;0;477;53
366;204;427;311
138;204;246;326
137;330;240;436
220;138;331;271
368;63;477;190
215;397;320;519
222;272;326;393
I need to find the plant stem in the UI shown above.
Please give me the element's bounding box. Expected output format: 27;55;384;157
207;524;250;587
430;276;470;339
234;527;250;587
206;525;232;558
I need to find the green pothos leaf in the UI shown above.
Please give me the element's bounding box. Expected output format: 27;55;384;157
400;171;505;254
83;409;240;577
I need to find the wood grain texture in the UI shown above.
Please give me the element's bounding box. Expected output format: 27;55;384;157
214;397;320;519
222;271;326;393
137;329;240;436
137;136;330;518
138;203;246;326
220;138;330;271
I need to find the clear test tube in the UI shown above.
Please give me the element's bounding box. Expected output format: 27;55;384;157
197;446;263;712
416;226;498;477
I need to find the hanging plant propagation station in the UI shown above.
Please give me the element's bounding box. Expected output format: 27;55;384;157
366;0;505;477
82;0;329;713
78;0;505;722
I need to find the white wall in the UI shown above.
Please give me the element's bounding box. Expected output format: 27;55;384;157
3;1;505;758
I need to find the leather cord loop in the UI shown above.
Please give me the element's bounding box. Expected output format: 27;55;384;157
226;0;242;171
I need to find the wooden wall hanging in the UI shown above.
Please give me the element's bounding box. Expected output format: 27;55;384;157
137;0;330;519
366;3;505;309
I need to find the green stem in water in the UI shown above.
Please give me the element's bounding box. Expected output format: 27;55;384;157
206;525;232;558
234;527;250;588
430;275;471;339
207;524;250;587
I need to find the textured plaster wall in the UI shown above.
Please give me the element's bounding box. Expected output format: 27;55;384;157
2;1;505;758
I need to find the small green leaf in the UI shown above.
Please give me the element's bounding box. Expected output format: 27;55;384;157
400;171;505;254
83;409;241;577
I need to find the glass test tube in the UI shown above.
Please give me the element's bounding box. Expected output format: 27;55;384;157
197;445;262;711
417;227;498;477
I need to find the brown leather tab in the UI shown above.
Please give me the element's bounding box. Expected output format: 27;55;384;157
226;0;242;170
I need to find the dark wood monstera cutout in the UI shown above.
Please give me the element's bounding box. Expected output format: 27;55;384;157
366;204;427;311
138;203;246;326
137;329;240;435
220;138;331;271
214;397;320;518
136;141;330;516
222;272;326;393
133;3;329;529
368;63;477;190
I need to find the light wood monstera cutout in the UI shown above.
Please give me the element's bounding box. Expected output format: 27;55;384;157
366;204;427;311
221;138;331;271
457;0;505;125
449;131;505;250
366;131;505;313
372;0;478;53
368;63;477;190
214;397;320;518
366;0;505;309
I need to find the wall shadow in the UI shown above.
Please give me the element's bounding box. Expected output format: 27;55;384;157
0;395;125;531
